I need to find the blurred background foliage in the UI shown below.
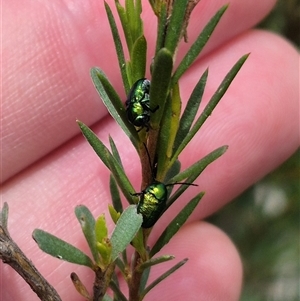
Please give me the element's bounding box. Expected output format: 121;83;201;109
206;1;299;300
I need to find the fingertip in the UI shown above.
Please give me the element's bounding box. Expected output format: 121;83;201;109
148;222;243;301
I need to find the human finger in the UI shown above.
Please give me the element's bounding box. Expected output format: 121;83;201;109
2;0;276;181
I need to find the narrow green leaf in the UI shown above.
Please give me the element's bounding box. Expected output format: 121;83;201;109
138;255;175;272
150;193;204;257
173;69;208;151
90;68;139;149
109;204;121;224
139;266;150;294
0;202;9;229
131;228;146;260
77;120;111;169
132;0;143;42
170;146;227;184
171;54;249;163
114;0;143;86
110;205;143;261
125;61;133;86
111;270;120;291
156;84;181;181
115;1;133;54
131;35;147;82
104;1;130;92
110;175;123;213
91;68;121;105
166;83;181;157
106;155;137;205
154;3;167;55
95;215;108;243
121;249;128;268
155;95;172;181
110;280;128;301
109;136;123;168
140;258;188;298
150;48;173;129
163;160;181;187
164;0;189;55
125;0;142;42
172;5;228;85
167;146;228;208
75;205;99;263
96;241;112;266
33;229;94;268
114;257;126;275
77;121;137;204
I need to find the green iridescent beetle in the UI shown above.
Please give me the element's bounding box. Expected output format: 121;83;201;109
133;145;197;228
125;78;158;131
134;181;167;228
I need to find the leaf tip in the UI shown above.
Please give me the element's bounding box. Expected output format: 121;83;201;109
0;202;9;227
223;3;230;10
223;145;229;152
76;119;84;127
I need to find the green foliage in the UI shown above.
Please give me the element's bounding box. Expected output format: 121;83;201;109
32;229;94;268
32;202;143;301
149;48;173;131
75;205;99;263
164;0;189;55
33;2;250;300
171;5;228;85
150;192;204;257
109;176;123;213
139;258;188;299
110;205;143;261
90;68;139;148
171;54;249;167
95;215;112;266
173;69;208;150
104;1;129;92
77;121;137;204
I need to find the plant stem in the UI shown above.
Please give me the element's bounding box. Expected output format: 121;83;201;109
128;251;143;301
0;209;62;301
93;263;115;301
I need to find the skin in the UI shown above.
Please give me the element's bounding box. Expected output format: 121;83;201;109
1;0;299;300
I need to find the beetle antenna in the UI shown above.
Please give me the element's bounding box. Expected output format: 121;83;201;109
143;142;155;179
165;182;198;187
